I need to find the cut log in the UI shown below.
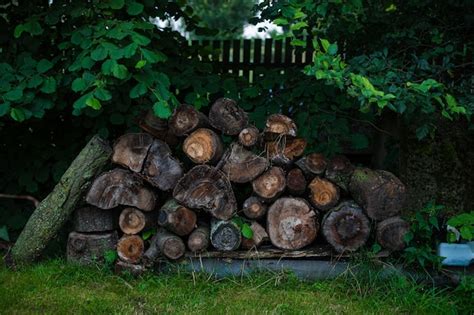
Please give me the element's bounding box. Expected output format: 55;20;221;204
183;128;223;164
264;114;297;140
325;155;354;191
241;221;269;249
349;168;406;221
242;196;267;219
187;223;210;253
266;197;318;250
308;177;340;211
296;153;327;178
73;206;117;233
119;207;155;235
158;199;197;236
112;133;153;173
209;98;248;135
238;125;260;147
114;260;146;277
144;229;185;262
286;168;307;196
67;231;118;265
322;201;371;253
169;104;209;136
173;165;237;220
210;219;242;251
86;169;156;211
221;143;268;183
376;217;410;251
252;166;286;201
10;135;112;266
139;109;178;145
266;138;306;165
117;234;144;264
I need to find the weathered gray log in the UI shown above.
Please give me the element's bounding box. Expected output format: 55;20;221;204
67;231;118;265
210;219;242;251
169;104;209;136
308;177;340;211
241;221;269;249
264;114;297;140
252;166;286;201
221;143;268;183
286;168;307;196
10;135;111;266
112;133;153;173
114;260;146;277
119;207;156;235
158;199;197;236
117;234;144;264
144;229;185;262
139;109;179;145
296;153;327;178
267;197;318;250
73;206;117;233
242;196;267;219
209;98;248;135
322;201;371;253
187;222;210;253
325;155;354;191
376;217;410;251
238;125;260;147
266;138;306;165
183;128;224;164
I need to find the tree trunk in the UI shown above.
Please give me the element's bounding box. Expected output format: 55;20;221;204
266;138;306;165
144;229;185;262
183;128;224;164
238;125;260;147
67;231;118;265
86;169;156;211
252;166;286;201
296;153;327;178
117;234;144;264
173;165;237;220
209;98;248;135
242;196;267;219
73;206;117;233
325;155;354;191
119;207;156;235
10;135;112;266
114;260;146;277
112;133;153;173
139;109;178;145
349;168;406;221
376;217;410;251
241;221;269;249
169;104;209;137
264;114;297;140
286;168;307;196
221;143;268;183
266;197;318;250
158;199;197;236
187;222;210;253
308;177;340;211
210;219;242;251
322;201;370;253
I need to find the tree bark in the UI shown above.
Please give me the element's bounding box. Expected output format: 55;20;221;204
322;201;370;253
221;143;268;183
187;222;210;253
266;138;306;165
349;168;406;221
238;125;260;147
67;231;118;265
266;197;318;250
264;114;297;140
139;109;178;145
144;229;185;262
173;165;237;220
209;98;248;135
325;155;354;191
286;168;307;196
183;128;224;164
252;166;286;201
241;221;269;249
210;219;242;251
117;234;144;264
10;135;112;266
158;199;197;236
112;133;153;173
296;153;327;178
242;196;267;219
169;104;209;137
73;206;117;233
376;216;410;251
119;207;156;235
114;260;146;277
308;177;340;211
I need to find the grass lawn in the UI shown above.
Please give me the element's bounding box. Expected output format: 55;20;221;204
0;258;472;314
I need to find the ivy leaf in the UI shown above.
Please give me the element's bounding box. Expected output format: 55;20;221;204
127;1;144;15
101;59;116;75
10;107;26;122
141;48;167;63
36;59;53;73
27;75;43;88
4;88;23;101
135;59;147;69
91;46;108;61
320;38;330;52
131;32;151;46
129;82;147;98
86;97;101;110
290;21;308;31
153;100;171;119
40;77;57;94
71;78;87;92
241;223;253;239
94;88;112;101
112;63;128;79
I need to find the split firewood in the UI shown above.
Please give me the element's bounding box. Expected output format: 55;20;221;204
325;155;354;191
286;168;307;196
67;231;118;265
86;169;156;211
221;143;268;183
114;260;146;277
376;217;410;251
187;222;210;253
349;168;406;221
73;206;117;233
173;165;237;220
112;133;153;173
242;196;267;219
252;166;286;201
238;125;260;147
296;153;327;178
144;229;185;262
158;199;197;236
266;138;306;165
209;98;248;135
210;219;242;251
183;128;224;164
139;109;178;145
241;221;269;249
169;104;209;137
264;114;297;140
322;201;370;253
117;234;145;264
267;197;318;250
308;177;340;212
119;207;156;235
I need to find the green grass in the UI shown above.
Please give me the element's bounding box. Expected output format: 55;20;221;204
0;258;472;314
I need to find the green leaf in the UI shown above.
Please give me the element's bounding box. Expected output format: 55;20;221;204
123;43;138;58
10;107;26;122
36;59;54;73
153;100;171;119
129;82;147;98
131;32;151;46
109;0;125;9
27;75;43;88
73;92;93;109
86;97;101;110
135;59;147;69
94;88;112;101
142;228;156;241
291;39;306;47
241;223;253;239
328;43;338;55
40;77;57;94
290;21;308;31
415;124;430;140
4;88;23;101
101;59;117;75
141;48;167;63
127;1;144;15
0;102;11;116
112;63;128;79
0;225;9;242
274;18;288;25
71;78;87;92
91;46;108;61
320;38;330;52
460;226;473;241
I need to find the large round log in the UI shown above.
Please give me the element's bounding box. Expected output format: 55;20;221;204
322;201;370;253
67;231;118;265
183;128;224;164
241;221;269;249
209;98;248;135
73;206;117;233
169;104;209;137
266;197;318;250
144;229;185;262
349;168;406;221
158;199;197;236
173;165;237;220
296;153;327;178
266;138;306;165
86;169;156;211
117;234;144;264
210;219;242;251
221;143;268;183
286;168;307;196
264;114;297;140
252;166;286;201
325;155;354;191
376;217;410;251
112;133;153;173
308;177;340;211
242;196;267;219
119;207;155;235
139;109;178;145
187;222;210;253
238;125;260;147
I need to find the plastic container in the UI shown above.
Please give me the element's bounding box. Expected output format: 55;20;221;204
438;242;474;266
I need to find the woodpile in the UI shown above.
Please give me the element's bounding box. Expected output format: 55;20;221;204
66;98;410;272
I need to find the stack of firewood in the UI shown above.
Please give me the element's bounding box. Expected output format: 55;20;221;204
66;98;410;272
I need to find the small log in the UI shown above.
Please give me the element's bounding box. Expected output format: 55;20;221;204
238;125;260;147
158;199;197;236
117;234;144;264
114;260;146;277
325;155;354;191
221;143;268;183
322;201;371;253
67;231;118;265
266;138;306;165
264;114;297;140
252;166;286;201
286;168;307;196
296;153;327;178
209;98;248;135
376;217;410;251
173;165;237;220
169;104;209;136
187;223;210;253
86;169;156;211
183;128;224;164
266;197;318;250
112;133;153;173
73;206;117;233
349;168;406;221
241;221;269;249
144;229;185;262
139;109;179;145
210;219;242;251
308;177;340;211
119;207;155;235
242;196;267;219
